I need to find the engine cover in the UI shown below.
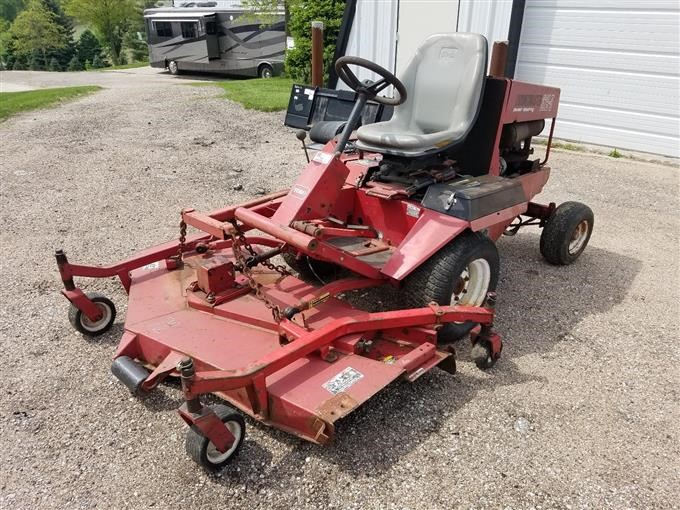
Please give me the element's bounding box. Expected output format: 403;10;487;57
422;175;526;220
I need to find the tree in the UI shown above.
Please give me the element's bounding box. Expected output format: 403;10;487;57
64;0;137;66
9;1;67;64
41;0;77;70
76;29;102;64
285;0;345;83
66;53;82;71
90;53;103;68
0;0;25;22
47;55;59;70
28;50;43;69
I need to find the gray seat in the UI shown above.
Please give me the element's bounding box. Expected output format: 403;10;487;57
356;33;488;157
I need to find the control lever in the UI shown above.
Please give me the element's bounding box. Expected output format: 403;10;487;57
296;130;310;163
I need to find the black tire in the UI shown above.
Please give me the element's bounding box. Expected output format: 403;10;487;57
185;404;245;471
471;339;498;370
168;60;180;75
540;201;594;265
283;251;338;282
258;63;273;79
402;232;499;343
68;292;116;336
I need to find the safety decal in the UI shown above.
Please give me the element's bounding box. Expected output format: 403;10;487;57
322;367;364;395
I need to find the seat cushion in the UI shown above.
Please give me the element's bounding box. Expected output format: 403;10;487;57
356;33;487;157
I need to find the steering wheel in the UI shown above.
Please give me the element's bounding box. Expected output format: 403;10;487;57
335;56;407;106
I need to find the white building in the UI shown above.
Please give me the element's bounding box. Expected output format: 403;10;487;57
338;0;679;157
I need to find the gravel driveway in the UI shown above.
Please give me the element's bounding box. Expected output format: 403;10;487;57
1;69;678;509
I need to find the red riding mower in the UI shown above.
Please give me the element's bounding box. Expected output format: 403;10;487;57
54;34;593;470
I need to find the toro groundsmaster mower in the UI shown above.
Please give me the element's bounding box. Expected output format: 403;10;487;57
54;34;593;470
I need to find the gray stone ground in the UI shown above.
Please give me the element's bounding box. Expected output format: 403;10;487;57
1;69;679;509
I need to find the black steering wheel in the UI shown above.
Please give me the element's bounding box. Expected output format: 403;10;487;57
335;56;407;106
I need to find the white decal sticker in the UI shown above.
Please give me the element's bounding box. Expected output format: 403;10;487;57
291;184;309;199
313;151;333;164
406;203;421;218
322;367;364;395
304;88;315;99
143;262;160;271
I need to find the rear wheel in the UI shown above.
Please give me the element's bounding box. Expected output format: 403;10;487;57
168;60;180;75
402;232;500;343
258;63;273;78
540;201;594;265
185;404;245;471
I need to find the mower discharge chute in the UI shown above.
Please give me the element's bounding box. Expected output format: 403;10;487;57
54;34;593;471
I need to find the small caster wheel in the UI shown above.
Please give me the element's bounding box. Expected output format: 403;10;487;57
471;339;498;370
68;292;116;336
186;404;245;471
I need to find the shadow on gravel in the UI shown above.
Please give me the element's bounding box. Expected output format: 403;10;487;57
241;233;642;476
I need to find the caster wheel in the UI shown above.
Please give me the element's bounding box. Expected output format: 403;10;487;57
68;292;116;336
186;404;245;471
471;340;498;370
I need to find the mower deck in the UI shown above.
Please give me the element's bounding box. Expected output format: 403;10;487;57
116;253;458;442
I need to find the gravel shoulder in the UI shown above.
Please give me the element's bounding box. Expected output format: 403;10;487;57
1;70;679;509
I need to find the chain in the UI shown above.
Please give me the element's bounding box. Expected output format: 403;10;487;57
177;218;187;261
229;220;288;322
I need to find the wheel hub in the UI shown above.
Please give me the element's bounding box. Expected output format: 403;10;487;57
450;258;491;307
568;220;589;255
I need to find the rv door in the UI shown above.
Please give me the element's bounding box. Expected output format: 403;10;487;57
205;15;220;60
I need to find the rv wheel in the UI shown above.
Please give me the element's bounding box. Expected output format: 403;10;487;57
258;64;273;79
168;60;180;75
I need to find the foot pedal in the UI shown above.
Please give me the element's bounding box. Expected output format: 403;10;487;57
111;356;149;394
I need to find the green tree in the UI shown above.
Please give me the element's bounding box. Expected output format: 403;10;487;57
66;53;82;71
285;0;345;83
90;53;103;68
76;29;102;63
28;50;44;69
64;0;137;66
0;17;12;68
0;0;25;22
41;0;77;70
9;0;67;64
47;55;59;70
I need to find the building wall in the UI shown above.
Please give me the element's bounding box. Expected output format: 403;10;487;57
515;0;679;157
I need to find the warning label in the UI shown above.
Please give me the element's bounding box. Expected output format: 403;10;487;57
322;367;364;395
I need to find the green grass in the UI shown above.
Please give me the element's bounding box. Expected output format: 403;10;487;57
194;76;294;112
98;61;150;71
608;148;623;158
0;86;102;121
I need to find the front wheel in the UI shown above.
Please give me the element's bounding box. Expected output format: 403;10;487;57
185;404;245;471
402;232;500;343
68;292;116;336
540;202;594;265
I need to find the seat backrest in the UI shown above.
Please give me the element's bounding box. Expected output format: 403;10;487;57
395;33;487;136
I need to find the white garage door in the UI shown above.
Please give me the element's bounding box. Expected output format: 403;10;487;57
516;0;680;157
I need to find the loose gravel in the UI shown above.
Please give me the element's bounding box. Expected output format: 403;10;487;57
1;69;679;509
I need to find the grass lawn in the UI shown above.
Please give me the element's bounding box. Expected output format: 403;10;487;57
196;76;294;112
98;61;150;71
0;86;102;121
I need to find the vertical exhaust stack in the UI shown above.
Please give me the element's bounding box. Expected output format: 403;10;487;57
489;40;509;78
311;21;324;87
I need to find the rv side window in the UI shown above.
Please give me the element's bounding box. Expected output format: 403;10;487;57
181;22;197;39
154;21;173;38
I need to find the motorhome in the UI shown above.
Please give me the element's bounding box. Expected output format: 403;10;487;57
143;7;285;78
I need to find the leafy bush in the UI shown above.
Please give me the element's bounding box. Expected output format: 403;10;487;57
285;0;345;83
12;57;25;70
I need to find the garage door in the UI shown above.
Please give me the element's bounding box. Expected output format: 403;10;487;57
515;0;680;157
